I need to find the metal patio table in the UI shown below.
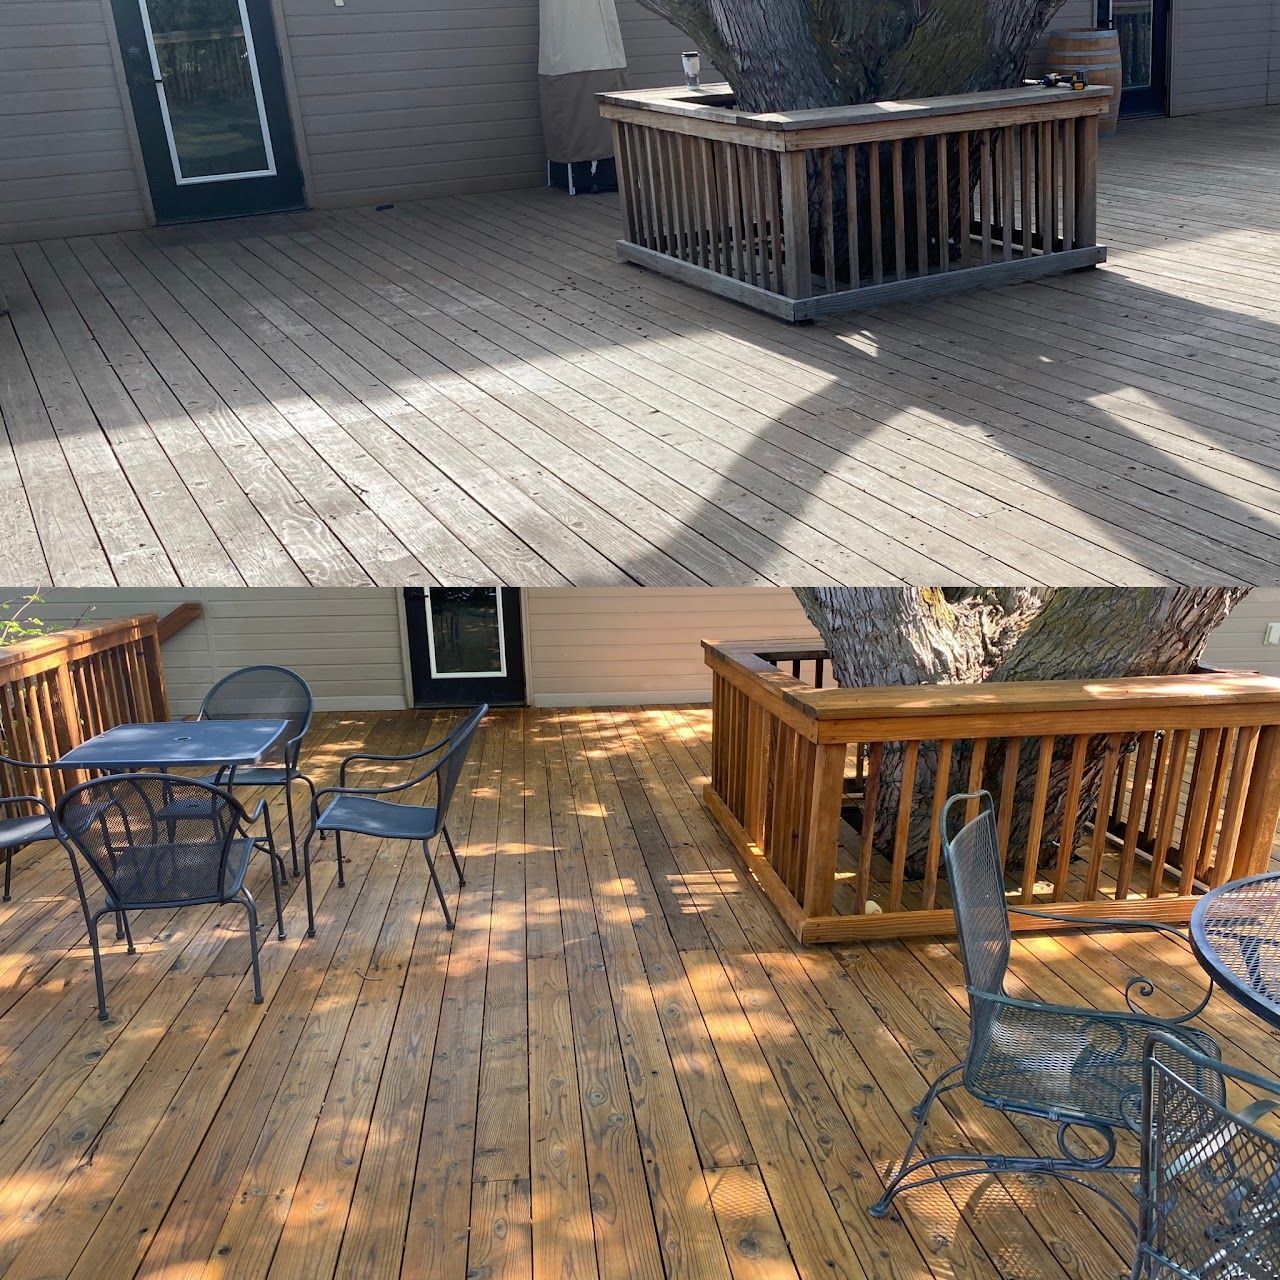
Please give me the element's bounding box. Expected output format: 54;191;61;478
55;720;289;773
1190;871;1280;1029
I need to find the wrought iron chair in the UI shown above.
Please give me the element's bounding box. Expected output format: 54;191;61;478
56;774;286;1020
169;665;317;875
870;790;1223;1222
1134;1031;1280;1277
0;753;72;901
301;705;486;938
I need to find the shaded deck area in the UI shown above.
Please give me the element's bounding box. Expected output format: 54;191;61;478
1;707;1277;1280
2;108;1279;586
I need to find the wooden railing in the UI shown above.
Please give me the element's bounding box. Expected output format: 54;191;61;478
0;615;171;812
704;639;1280;944
600;83;1110;322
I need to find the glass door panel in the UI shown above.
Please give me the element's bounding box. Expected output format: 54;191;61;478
405;589;527;707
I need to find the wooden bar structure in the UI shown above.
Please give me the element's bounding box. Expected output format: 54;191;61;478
704;639;1280;944
0;613;176;811
601;83;1110;322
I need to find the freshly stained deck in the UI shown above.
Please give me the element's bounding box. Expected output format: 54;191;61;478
1;707;1277;1280
2;109;1280;586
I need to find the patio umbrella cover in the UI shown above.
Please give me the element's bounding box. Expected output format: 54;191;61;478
539;0;627;164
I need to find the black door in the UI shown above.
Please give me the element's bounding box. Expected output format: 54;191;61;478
111;0;305;222
1101;0;1170;116
405;589;527;708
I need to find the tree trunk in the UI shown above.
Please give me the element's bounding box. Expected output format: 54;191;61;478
794;589;1250;879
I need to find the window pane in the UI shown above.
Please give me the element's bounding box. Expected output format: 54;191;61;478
430;589;503;676
1114;0;1154;90
146;0;270;179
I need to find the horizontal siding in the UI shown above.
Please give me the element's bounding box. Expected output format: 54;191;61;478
1202;590;1280;677
1;588;410;714
1171;0;1274;115
278;0;697;207
0;0;147;244
524;588;818;705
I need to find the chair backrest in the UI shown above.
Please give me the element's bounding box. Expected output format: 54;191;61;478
940;791;1012;1003
200;665;313;767
1136;1031;1280;1278
56;775;243;907
429;704;487;835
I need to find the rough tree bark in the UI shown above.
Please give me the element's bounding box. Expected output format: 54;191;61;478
794;588;1250;876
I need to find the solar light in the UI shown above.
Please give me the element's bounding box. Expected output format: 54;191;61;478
682;51;701;90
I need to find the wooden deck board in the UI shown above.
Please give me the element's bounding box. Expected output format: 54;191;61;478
2;109;1279;585
1;706;1276;1279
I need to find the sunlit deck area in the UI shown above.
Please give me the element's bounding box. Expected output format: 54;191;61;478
2;108;1279;588
2;706;1277;1279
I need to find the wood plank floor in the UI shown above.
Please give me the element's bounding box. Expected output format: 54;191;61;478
1;707;1277;1280
2;109;1279;586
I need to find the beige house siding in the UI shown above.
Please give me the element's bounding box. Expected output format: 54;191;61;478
0;0;148;244
522;587;818;705
1171;0;1276;115
6;588;410;715
1203;590;1280;676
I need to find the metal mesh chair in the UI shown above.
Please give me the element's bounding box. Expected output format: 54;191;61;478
57;774;286;1020
301;705;487;937
173;666;316;875
0;753;70;901
1135;1031;1280;1278
870;790;1223;1222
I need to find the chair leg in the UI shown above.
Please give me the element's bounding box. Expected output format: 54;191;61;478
86;909;109;1021
262;828;286;941
117;910;135;954
335;830;345;887
442;824;465;886
242;890;263;1004
3;845;13;901
423;838;454;930
300;773;326;841
301;827;317;939
284;781;300;878
869;1063;964;1218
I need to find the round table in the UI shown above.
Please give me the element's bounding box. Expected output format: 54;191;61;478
1190;871;1280;1029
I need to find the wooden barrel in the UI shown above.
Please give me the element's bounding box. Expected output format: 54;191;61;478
1046;29;1123;136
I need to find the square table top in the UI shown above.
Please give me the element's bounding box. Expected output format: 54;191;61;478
56;720;289;771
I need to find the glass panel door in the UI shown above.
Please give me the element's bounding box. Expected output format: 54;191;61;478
1101;0;1169;116
405;589;527;707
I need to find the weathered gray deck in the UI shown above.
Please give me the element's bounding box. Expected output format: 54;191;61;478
2;108;1278;587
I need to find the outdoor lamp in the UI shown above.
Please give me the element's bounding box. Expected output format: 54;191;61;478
682;51;701;89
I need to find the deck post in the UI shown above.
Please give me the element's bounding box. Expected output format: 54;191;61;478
778;150;812;300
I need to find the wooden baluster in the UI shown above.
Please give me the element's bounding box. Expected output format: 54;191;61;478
1116;731;1156;899
1082;734;1122;901
1142;731;1167;843
935;134;949;273
922;739;954;909
669;132;690;262
1000;127;1015;263
736;147;758;288
1111;743;1130;827
641;130;662;253
765;151;783;292
655;130;676;258
996;736;1022;866
1048;120;1060;252
779;150;811;300
743;701;767;848
1148;728;1190;896
964;739;988;822
801;743;846;917
914;136;928;276
1037;120;1053;253
956;130;970;266
750;147;770;291
612;123;638;244
978;130;993;264
888;740;919;912
1214;725;1259;885
723;143;743;280
793;736;817;897
1061;118;1077;250
1052;735;1089;901
845;144;860;288
820;149;836;293
702;139;722;275
1178;729;1221;894
1020;123;1034;257
1195;726;1234;882
1020;736;1055;902
854;742;883;914
869;143;884;285
1232;724;1280;878
891;139;906;279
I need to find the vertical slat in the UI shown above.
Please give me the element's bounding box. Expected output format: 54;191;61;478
1233;724;1280;878
1147;729;1191;896
791;735;816;897
1178;729;1221;894
956;130;970;266
922;739;954;910
820;149;836;293
779;150;812;300
1051;735;1089;901
1000;127;1014;263
1075;114;1099;248
1214;726;1260;885
1048;120;1060;252
891;139;906;279
671;131;692;262
888;740;919;912
800;743;845;917
964;740;988;821
1195;727;1235;881
854;742;883;914
699;138;720;274
935;134;949;273
914;137;928;276
743;701;767;845
1036;120;1051;252
1020;736;1055;902
723;142;742;279
612;122;638;244
996;737;1022;863
869;143;884;285
1142;732;1168;843
736;146;758;288
1020;122;1034;258
1115;732;1157;900
1083;735;1123;901
1061;117;1077;250
845;144;860;288
750;146;770;291
978;130;993;264
765;151;783;291
641;129;663;252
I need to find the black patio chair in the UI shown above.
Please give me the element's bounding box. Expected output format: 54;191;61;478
301;705;486;937
0;753;72;901
174;665;317;875
869;790;1224;1222
1134;1030;1280;1277
56;774;286;1020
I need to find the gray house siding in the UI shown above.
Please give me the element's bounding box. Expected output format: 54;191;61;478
0;0;148;244
1170;0;1275;115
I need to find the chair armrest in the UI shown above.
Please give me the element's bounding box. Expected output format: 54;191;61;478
338;733;452;785
1008;904;1191;944
0;793;55;821
316;757;445;808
